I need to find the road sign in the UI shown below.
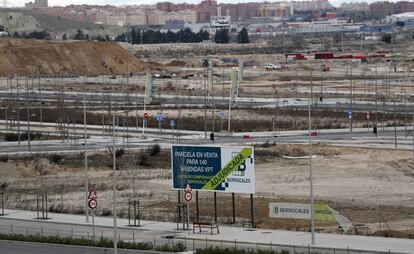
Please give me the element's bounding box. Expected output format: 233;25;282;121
366;112;370;120
172;145;255;194
156;114;164;122
143;112;149;119
184;184;192;193
348;111;352;119
184;192;192;202
88;199;98;209
219;112;225;119
88;189;97;200
170;119;175;127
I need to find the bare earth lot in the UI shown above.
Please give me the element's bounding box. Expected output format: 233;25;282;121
1;144;413;237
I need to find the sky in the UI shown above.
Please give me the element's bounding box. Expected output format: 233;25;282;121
9;0;388;8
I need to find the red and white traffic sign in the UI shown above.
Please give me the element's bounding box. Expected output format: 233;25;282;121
143;112;149;119
184;192;192;202
366;112;370;120
184;184;192;193
88;199;98;209
88;189;97;200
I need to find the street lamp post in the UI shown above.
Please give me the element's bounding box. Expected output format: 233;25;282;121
112;113;118;254
83;96;89;223
308;98;315;245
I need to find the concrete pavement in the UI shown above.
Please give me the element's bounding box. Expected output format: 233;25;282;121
1;209;414;253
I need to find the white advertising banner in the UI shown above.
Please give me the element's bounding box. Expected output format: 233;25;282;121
269;202;311;219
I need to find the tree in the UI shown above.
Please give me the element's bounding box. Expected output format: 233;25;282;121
131;28;141;44
395;21;405;27
166;30;176;43
382;34;392;44
74;29;85;40
115;33;126;42
236;27;249;44
214;29;229;44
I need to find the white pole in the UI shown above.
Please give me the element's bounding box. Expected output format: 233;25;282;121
308;99;315;245
142;101;146;137
92;209;95;241
187;201;190;235
112;114;118;254
83;96;89;223
227;76;232;132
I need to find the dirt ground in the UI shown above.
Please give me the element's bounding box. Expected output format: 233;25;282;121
1;144;413;237
0;39;146;76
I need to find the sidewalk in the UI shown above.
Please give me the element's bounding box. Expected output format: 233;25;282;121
1;209;414;253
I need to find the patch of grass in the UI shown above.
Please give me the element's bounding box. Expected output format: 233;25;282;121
195;247;290;254
0;232;185;252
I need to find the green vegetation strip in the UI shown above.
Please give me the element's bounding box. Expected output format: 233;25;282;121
195;247;290;254
0;232;186;252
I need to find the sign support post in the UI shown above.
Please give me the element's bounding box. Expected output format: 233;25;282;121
214;192;217;223
232;193;235;224
196;191;199;221
92;209;95;241
250;194;254;228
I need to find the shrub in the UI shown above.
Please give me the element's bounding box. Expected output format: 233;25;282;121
149;144;161;156
49;154;63;164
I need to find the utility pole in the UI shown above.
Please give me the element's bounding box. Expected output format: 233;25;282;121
308;98;315;245
83;96;89;223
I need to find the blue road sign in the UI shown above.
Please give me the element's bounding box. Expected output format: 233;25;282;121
156;114;164;122
348;111;352;119
170;119;175;127
219;112;225;119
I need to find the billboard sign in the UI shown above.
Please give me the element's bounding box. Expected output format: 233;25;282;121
171;145;255;194
211;16;231;27
145;72;153;104
269;202;336;221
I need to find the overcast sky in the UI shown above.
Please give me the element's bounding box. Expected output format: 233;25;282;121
10;0;385;8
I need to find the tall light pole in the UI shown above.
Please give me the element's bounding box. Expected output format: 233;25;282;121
375;63;378;137
350;65;353;132
17;70;21;145
26;77;31;151
83;96;89;223
308;98;315;245
112;113;118;254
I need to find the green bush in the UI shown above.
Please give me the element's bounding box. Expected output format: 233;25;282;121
0;232;178;252
195;247;290;254
155;242;186;252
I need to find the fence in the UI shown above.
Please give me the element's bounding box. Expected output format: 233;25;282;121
0;224;401;254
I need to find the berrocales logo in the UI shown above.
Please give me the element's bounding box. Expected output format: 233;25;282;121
274;206;279;214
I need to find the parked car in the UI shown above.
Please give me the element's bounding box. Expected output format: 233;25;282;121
265;63;281;70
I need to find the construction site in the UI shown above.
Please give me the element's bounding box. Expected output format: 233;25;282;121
0;37;413;253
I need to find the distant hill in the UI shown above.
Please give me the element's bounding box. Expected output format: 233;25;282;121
0;8;126;39
0;39;146;76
